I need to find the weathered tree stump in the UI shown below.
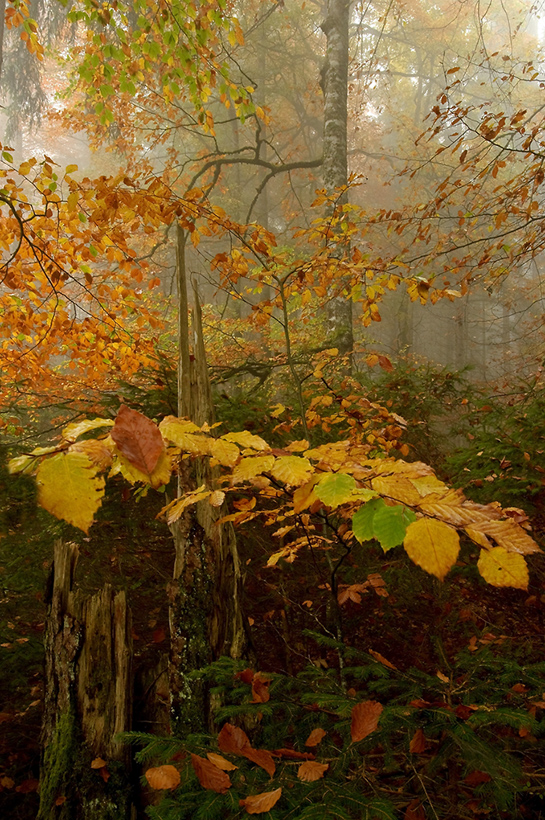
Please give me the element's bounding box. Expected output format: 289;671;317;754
38;540;134;820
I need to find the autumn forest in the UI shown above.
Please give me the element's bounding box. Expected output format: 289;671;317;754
1;1;545;818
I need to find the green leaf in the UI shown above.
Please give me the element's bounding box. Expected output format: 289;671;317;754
352;498;386;542
36;452;105;533
373;504;416;551
315;473;356;508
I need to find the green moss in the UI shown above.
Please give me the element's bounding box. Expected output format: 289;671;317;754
37;709;76;820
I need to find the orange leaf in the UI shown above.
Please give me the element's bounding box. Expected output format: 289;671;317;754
409;729;426;753
368;649;397;670
217;723;251;755
111;405;164;475
191;754;231;793
206;753;238;771
145;765;180;790
272;748;315;760
297;761;329;782
91;757;107;769
351;701;383;742
240;787;282;814
243;747;276;777
305;728;327;747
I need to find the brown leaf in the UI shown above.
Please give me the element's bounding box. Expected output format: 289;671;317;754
145;765;181;790
272;748;315;760
207;752;238;771
111;405;164;475
351;701;383;743
99;767;110;783
464;770;492;786
305;728;327;747
251;672;271;703
409;729;426;753
297;761;329;782
217;723;252;755
404;798;426;820
15;779;39;793
240;787;282;814
191;754;232;793
90;757;107;769
368;649;397;670
243;747;276;777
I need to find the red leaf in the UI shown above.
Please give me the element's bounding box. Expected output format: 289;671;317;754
15;778;39;793
217;723;252;756
111;405;164;475
240;787;282;814
235;668;255;684
191;754;232;793
465;770;492;786
251;672;271;703
243;747;276;777
404;799;426;820
378;355;393;372
351;701;383;742
152;627;166;643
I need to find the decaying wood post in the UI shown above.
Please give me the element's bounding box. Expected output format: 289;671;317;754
168;224;246;735
38;541;134;820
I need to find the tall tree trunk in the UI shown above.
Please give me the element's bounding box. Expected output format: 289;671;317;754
39;541;134;820
321;0;353;353
168;225;246;735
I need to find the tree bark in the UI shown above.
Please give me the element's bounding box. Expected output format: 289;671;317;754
321;0;353;354
38;541;134;820
168;229;246;735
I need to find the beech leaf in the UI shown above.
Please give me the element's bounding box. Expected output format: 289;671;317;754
206;753;238;771
477;547;529;590
297;761;329;782
36;452;105;533
305;728;327;747
404;518;460;581
242;747;276;777
269;455;313;486
315;472;356;508
217;723;251;755
240;787;282;814
145;765;180;790
409;729;426;753
351;700;383;742
191;754;231;793
111;405;164;475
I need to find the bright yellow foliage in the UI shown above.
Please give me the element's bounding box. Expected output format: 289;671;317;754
403;519;460;581
36;452;105;534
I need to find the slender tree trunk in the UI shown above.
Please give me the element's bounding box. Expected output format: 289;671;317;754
321;0;353;353
39;541;134;820
168;226;246;735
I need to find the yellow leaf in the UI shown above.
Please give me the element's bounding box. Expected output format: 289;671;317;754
36;452;105;533
403;519;460;581
477;547;529;590
209;490;226;507
145;765;180;790
65;164;78;174
270;456;313;487
111;449;172;489
293;477;321;513
470;519;540;555
62;418;114;442
162;486;211;525
69;439;114;472
209;438;240;467
232;456;275;484
222;431;269;450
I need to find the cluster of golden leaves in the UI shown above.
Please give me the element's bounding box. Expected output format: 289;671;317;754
10;405;540;590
